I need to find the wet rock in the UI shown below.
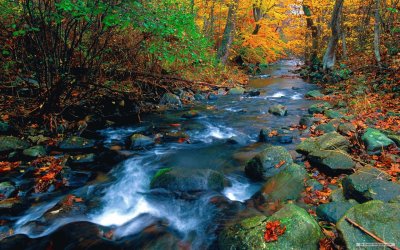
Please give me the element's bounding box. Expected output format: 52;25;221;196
163;131;189;142
62;170;92;188
23;145;46;158
150;168;225;192
229;87;245;95
337;123;356;135
324;109;344;119
248;89;261;97
305;90;324;98
194;93;206;101
159;93;182;107
218;204;323;250
130;134;154;149
308;150;355;174
218;88;227;95
335;100;347;108
268;104;287;116
0;181;16;200
59;136;96;151
43;194;88;222
295;138;318;155
181;110;199;119
245;145;293;180
257;164;307;203
342;166;400;202
316;201;357;223
299;115;317;127
278;135;293;144
0;121;11;134
208;93;218;100
68;153;96;165
315;123;336;133
0;136;30;154
337;201;400;249
308;102;332;114
361;128;395;154
0;198;29;215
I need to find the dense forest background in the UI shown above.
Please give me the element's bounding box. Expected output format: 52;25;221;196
0;0;399;127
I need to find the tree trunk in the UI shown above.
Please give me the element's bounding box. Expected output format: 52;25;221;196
217;0;239;64
303;5;318;65
322;0;345;70
341;31;348;60
374;0;382;65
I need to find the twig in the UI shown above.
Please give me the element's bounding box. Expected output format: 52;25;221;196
345;217;399;250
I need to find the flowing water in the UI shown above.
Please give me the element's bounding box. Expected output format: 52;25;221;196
10;59;320;249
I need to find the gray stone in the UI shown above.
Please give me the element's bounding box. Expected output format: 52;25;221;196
268;104;287;116
0;136;30;153
218;204;323;250
159;93;182;106
337;201;400;249
245;145;293;180
23;145;46;158
361;128;395;154
342;166;400;202
150;168;224;192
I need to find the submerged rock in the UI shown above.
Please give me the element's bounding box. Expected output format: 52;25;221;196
245;145;293;180
361;128;395;154
0;136;30;154
150;168;225;192
218;204;323;250
342;166;400;203
337;201;400;249
268;104;287;116
130;134;154;149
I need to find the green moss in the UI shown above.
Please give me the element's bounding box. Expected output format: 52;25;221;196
150;168;172;187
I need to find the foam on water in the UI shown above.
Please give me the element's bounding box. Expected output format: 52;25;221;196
223;174;260;202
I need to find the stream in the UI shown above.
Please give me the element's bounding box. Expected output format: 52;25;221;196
8;59;320;249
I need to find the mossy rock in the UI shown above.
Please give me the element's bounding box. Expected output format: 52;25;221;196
318;132;350;151
259;164;307;203
296;138;318;155
308;150;355;174
305;90;324;98
315;123;336;133
0;136;30;153
316;201;357;223
23;145;47;158
337;123;356;135
229;87;246;95
245;146;293;180
361;128;395;154
342;166;400;203
308;102;332;114
324;109;344;119
218;204;323;250
337;201;400;249
268;105;288;116
59;136;96;151
130;134;154;149
159;93;182;106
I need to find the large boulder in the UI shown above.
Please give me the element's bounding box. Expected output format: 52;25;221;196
337;201;400;249
59;136;96;151
361;128;395;154
268;105;287;116
257;164;307;203
0;136;30;154
308;150;355;174
130;134;154;149
218;204;323;250
159;93;182;107
342;167;400;203
150;168;224;192
245;146;293;180
316;201;357;223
